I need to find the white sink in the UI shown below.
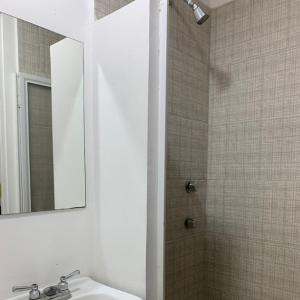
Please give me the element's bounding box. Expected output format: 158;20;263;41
6;277;142;300
70;277;142;300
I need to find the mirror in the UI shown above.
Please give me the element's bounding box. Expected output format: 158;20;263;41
0;13;85;215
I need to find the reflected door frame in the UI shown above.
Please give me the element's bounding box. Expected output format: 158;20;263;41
17;73;51;213
0;14;20;215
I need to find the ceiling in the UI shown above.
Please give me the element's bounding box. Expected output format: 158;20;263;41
200;0;234;9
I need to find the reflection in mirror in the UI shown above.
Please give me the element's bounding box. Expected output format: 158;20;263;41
0;13;85;215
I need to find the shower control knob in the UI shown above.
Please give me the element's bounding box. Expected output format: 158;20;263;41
185;218;196;229
185;181;196;193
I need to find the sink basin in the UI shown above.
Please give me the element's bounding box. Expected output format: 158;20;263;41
71;277;142;300
75;296;116;300
6;277;142;300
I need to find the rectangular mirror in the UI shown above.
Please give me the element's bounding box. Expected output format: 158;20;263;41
0;12;85;215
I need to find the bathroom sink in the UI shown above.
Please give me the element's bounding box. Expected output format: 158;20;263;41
75;296;115;300
6;277;141;300
71;277;142;300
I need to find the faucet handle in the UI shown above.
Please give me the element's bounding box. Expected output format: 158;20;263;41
61;270;80;281
12;284;41;300
59;270;80;291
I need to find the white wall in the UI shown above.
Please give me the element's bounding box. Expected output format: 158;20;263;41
50;38;85;210
92;1;149;298
0;0;88;41
0;0;168;299
0;0;95;298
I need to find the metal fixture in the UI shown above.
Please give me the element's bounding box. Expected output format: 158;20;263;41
12;270;80;300
185;218;197;229
12;284;41;300
185;181;196;193
183;0;209;25
43;270;80;299
43;286;60;297
58;270;81;292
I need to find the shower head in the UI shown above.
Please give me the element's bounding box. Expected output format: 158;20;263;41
193;4;209;24
184;0;209;25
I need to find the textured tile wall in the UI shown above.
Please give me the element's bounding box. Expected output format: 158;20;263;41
165;0;211;299
28;83;54;212
94;0;134;19
17;20;64;78
206;0;300;299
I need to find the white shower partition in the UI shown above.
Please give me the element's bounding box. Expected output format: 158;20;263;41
92;0;168;298
92;0;166;299
93;0;149;297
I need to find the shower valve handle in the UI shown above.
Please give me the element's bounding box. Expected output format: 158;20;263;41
185;218;196;229
186;181;196;193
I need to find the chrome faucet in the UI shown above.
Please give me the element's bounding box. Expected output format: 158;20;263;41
12;284;41;300
58;270;80;292
12;270;80;300
43;270;80;299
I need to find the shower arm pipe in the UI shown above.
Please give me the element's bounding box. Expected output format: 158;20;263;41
184;0;197;9
169;0;197;9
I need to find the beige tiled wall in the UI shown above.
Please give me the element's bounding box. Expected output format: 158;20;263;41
206;0;300;299
17;20;64;78
94;0;134;19
167;0;300;299
165;0;211;299
27;83;54;212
